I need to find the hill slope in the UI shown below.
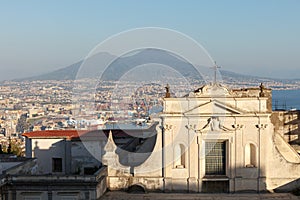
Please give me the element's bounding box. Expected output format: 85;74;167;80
13;50;300;89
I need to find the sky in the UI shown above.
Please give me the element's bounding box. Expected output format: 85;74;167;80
0;0;300;80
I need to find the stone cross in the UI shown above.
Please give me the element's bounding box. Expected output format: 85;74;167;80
212;61;221;84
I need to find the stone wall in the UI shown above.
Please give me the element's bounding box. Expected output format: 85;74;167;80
271;110;300;152
1;166;108;200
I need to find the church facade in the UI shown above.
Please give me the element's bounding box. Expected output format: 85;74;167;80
161;83;271;193
105;83;300;193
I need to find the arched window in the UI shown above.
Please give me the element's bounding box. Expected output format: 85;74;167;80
245;143;257;167
174;144;186;168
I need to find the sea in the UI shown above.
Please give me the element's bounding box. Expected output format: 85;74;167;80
272;89;300;110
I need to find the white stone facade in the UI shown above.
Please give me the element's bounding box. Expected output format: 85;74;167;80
105;84;300;193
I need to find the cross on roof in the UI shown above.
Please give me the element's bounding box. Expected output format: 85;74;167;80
212;61;221;84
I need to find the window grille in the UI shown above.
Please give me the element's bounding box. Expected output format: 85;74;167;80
205;141;226;175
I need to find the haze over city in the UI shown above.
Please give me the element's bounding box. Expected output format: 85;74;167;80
0;0;300;81
2;1;300;199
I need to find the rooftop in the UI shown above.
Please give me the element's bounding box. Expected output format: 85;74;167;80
22;130;90;139
0;154;31;162
22;122;158;139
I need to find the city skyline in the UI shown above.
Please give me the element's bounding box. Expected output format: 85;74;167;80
0;0;300;81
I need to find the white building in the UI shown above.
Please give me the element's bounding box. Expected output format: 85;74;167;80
104;83;300;193
23;130;104;175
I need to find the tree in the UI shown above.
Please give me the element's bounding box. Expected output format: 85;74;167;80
2;138;24;156
16;113;30;133
10;139;24;156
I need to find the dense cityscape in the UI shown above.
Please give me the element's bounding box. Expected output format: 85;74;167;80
0;74;299;157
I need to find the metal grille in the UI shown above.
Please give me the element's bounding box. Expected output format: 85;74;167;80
205;141;226;175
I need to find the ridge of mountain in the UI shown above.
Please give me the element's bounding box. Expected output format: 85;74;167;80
15;61;83;81
11;50;300;89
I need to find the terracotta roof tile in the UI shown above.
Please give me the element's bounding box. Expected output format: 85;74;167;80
22;130;107;140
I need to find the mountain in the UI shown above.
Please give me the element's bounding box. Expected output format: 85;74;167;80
15;52;116;81
14;49;204;81
100;48;206;81
12;49;300;89
16;61;82;81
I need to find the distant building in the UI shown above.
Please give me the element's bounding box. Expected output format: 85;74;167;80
271;110;300;153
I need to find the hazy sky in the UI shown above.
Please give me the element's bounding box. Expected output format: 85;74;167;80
0;0;300;80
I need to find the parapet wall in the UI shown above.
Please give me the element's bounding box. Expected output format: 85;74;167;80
271;110;300;147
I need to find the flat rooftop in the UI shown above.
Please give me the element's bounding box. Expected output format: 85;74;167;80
100;191;299;200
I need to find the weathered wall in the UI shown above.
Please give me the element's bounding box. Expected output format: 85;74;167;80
71;141;103;175
271;111;300;148
4;168;108;200
31;138;66;174
266;129;300;192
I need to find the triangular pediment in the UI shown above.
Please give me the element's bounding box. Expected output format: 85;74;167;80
184;100;243;115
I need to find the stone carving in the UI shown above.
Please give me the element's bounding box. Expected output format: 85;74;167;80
259;83;265;97
232;124;244;130
164;124;174;131
191;117;234;133
210;117;221;131
191;84;230;97
102;131;130;176
104;130;116;153
165;84;170;98
256;124;268;129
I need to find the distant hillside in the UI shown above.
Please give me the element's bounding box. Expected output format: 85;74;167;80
16;61;82;81
15;49;202;81
220;70;300;89
15;52;116;81
13;49;300;89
